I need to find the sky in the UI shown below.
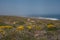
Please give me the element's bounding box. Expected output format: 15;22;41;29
0;0;60;18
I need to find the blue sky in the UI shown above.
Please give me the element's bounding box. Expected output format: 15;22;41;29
0;0;60;18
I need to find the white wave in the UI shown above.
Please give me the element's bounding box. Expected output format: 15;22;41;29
30;17;59;20
38;17;59;20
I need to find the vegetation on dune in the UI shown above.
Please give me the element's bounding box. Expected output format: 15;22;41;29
0;16;60;40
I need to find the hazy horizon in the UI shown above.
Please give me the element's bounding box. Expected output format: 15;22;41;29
0;0;60;19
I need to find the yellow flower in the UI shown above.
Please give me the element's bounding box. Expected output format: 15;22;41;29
0;26;13;29
35;26;41;30
27;26;32;30
16;25;24;31
0;30;6;35
47;24;54;28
